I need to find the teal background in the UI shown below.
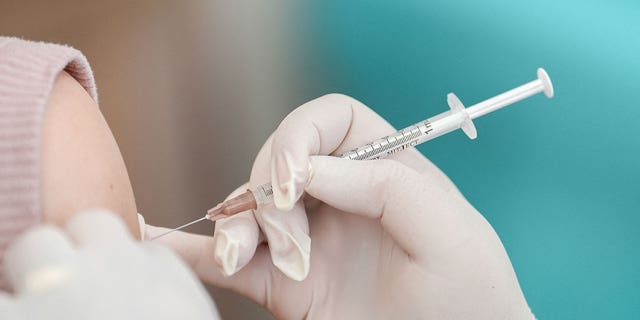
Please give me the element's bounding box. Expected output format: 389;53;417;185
297;1;640;318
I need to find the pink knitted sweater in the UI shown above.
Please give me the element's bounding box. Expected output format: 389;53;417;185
0;37;98;290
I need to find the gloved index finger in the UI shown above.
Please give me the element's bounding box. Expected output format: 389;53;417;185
270;93;409;211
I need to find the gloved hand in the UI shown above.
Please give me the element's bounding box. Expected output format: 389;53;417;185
0;210;220;320
146;94;534;319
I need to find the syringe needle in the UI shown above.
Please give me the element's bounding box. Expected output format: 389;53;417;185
148;216;208;241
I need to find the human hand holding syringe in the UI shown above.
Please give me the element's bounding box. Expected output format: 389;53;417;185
144;69;552;319
149;68;553;241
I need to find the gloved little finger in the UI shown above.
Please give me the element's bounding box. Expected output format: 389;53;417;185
3;226;76;294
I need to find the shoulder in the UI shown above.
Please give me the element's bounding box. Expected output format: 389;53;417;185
40;71;140;238
0;37;138;238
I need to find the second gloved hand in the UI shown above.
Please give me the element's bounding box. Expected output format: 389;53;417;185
0;210;219;320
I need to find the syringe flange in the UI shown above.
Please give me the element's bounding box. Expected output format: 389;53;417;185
447;93;478;139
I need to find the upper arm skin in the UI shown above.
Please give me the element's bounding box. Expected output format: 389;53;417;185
40;71;140;239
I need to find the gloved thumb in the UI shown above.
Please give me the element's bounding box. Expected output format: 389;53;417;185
305;155;475;260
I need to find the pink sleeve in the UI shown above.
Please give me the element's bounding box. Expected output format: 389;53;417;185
0;37;98;291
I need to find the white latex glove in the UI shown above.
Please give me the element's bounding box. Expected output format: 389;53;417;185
146;94;534;319
0;210;220;320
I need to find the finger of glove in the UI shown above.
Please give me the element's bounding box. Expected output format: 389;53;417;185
251;135;311;281
255;201;310;281
3;226;76;294
269;93;434;211
306;156;476;262
211;183;261;277
65;209;134;250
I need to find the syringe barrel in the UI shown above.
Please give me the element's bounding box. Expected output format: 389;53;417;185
251;111;463;205
339;119;432;160
417;110;465;143
253;183;274;204
331;107;466;160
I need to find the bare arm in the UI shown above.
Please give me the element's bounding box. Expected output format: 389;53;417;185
40;71;140;239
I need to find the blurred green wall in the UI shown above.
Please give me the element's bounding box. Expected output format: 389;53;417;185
296;0;640;318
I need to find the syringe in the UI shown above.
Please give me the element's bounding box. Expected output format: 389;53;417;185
148;68;553;241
